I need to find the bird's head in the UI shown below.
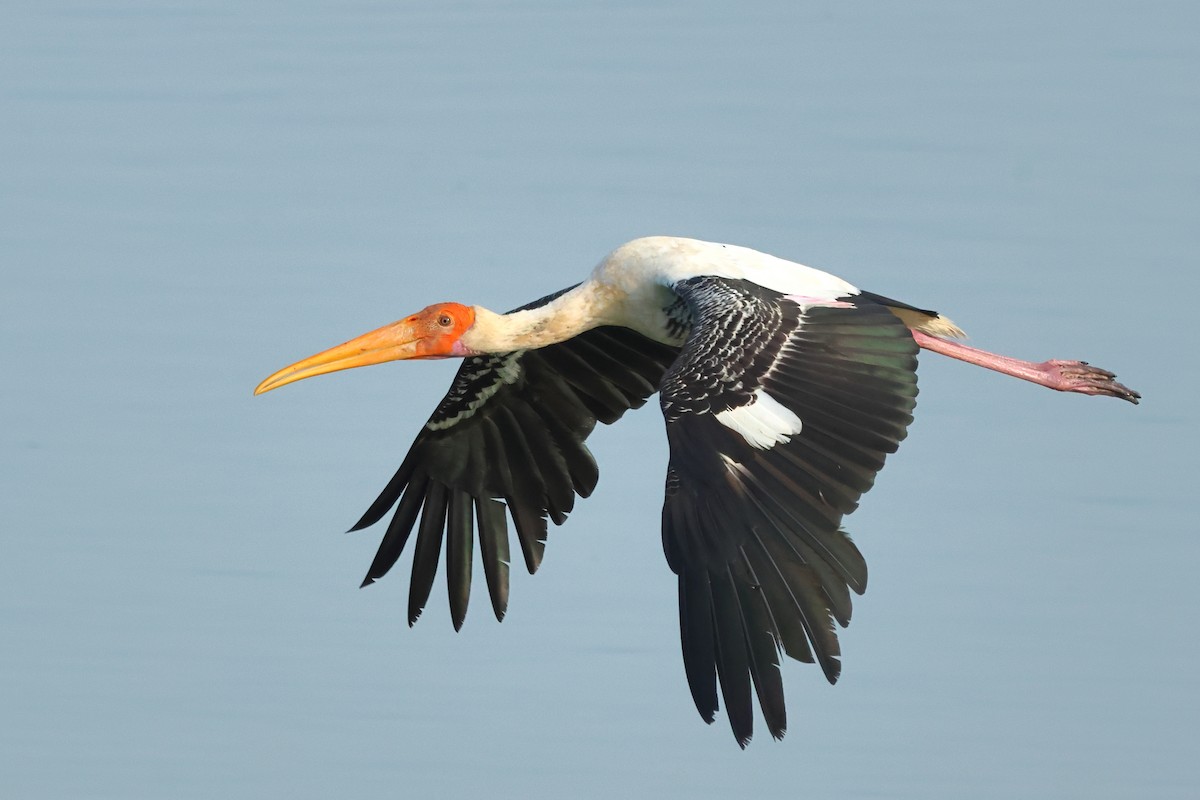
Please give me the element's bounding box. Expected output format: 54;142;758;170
254;302;476;395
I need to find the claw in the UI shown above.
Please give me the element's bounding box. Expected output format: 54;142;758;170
1040;360;1140;404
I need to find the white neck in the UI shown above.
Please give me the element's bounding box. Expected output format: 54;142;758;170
459;281;625;354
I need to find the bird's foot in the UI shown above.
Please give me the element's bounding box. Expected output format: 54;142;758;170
1039;360;1141;404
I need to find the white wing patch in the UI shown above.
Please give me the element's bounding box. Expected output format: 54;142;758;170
715;388;803;449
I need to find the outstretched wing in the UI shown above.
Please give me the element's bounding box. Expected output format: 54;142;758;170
352;287;679;629
659;276;919;746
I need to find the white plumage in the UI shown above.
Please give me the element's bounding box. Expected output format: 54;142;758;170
715;388;804;449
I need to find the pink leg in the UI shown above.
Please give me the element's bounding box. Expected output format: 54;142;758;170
911;330;1140;404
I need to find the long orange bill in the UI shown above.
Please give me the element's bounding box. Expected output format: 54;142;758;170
254;319;425;396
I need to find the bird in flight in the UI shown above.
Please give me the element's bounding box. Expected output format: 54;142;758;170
255;236;1139;746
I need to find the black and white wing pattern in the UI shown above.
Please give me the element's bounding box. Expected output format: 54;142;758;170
660;276;919;746
352;288;679;629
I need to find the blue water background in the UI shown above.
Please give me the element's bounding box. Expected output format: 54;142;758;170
3;2;1196;797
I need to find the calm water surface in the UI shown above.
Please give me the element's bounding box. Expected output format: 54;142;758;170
3;2;1197;798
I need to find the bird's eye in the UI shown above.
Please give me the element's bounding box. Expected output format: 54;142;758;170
437;314;453;327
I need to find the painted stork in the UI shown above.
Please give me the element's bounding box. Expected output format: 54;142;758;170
255;236;1139;746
